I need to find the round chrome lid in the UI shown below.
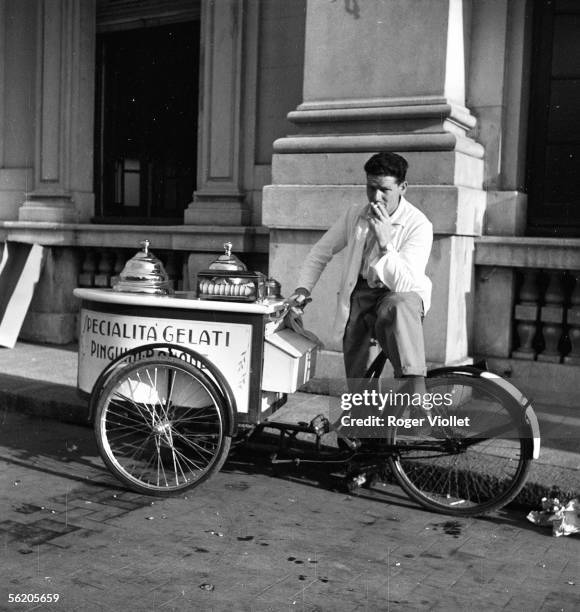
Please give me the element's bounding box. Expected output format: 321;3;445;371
113;240;173;295
208;242;247;272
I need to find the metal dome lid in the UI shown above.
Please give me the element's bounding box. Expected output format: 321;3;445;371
113;240;173;295
208;242;247;272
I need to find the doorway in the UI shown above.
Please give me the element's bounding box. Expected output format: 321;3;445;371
94;21;200;224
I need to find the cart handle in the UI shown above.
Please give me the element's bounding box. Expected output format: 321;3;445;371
285;291;312;313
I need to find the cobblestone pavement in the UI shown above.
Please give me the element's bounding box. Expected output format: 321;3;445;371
0;411;578;612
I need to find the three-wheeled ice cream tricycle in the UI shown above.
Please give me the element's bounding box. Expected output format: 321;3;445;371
74;241;540;517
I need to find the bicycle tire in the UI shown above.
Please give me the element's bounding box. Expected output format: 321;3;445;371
387;372;533;516
94;355;231;496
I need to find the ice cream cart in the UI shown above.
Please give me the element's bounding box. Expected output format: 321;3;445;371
74;241;318;495
74;241;540;518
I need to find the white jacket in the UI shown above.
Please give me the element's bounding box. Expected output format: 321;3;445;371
297;197;433;345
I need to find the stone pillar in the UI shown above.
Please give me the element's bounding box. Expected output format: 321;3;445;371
0;0;36;220
263;0;485;373
470;0;532;359
18;0;96;223
184;0;249;225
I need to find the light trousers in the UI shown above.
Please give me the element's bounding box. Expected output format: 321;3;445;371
342;277;426;380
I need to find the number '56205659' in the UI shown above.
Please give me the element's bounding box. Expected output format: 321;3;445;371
8;593;60;603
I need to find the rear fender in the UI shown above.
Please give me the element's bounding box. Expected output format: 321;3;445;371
427;365;540;459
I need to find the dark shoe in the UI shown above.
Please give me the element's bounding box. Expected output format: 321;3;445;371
337;436;361;451
359;437;387;451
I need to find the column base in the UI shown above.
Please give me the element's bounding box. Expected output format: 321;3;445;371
20;312;78;344
184;198;250;225
484;191;527;236
19;246;80;344
511;350;536;361
19;194;78;223
537;353;562;364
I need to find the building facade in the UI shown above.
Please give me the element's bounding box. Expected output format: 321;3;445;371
0;0;578;402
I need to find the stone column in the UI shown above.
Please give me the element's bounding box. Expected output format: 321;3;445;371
0;0;36;220
184;0;249;225
471;0;532;360
18;0;96;223
263;0;485;373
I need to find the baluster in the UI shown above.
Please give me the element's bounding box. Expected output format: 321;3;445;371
175;253;184;291
94;250;114;288
78;250;97;287
537;271;565;363
181;258;189;292
113;250;125;275
110;250;125;288
164;252;176;278
564;273;580;365
512;270;540;359
519;269;537;303
164;252;177;291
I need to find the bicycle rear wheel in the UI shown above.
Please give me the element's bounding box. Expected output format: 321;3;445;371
387;373;533;516
94;355;231;495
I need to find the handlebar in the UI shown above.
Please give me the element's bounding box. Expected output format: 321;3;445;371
290;293;312;307
280;292;312;318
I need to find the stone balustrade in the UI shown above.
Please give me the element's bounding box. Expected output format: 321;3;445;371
512;269;580;364
474;236;580;365
77;248;186;292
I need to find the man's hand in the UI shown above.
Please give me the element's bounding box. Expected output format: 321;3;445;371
287;287;311;310
367;202;393;250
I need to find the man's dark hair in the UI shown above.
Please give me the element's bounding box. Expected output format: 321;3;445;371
364;152;408;184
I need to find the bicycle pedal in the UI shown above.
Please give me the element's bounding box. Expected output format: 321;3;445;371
361;471;381;489
346;473;367;493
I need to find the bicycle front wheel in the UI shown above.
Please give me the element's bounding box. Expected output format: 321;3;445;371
387;373;532;516
94;355;231;495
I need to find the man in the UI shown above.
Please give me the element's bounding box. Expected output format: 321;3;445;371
291;152;433;398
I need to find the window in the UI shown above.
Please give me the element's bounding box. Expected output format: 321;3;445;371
94;21;200;223
526;0;580;236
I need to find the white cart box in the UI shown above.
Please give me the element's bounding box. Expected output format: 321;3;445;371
262;328;317;393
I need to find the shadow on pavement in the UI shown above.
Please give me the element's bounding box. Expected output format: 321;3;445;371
0;371;89;423
0;409;115;487
223;440;543;525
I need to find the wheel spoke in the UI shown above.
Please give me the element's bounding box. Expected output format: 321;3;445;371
165;428;185;486
135;442;161;482
171;429;219;460
106;427;151;444
155;436;165;487
135;372;159;425
173;404;218;423
164;368;176;417
167;443;208;473
120;432;155;470
105;403;153;428
110;393;153;427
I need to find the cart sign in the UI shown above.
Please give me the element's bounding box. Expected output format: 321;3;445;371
78;309;253;413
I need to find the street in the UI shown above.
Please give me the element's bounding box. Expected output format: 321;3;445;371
0;410;578;612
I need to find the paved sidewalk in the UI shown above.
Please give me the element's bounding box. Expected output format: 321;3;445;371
0;342;577;506
0;410;578;612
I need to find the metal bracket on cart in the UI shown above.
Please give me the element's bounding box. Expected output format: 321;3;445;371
245;414;352;466
244;414;394;494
